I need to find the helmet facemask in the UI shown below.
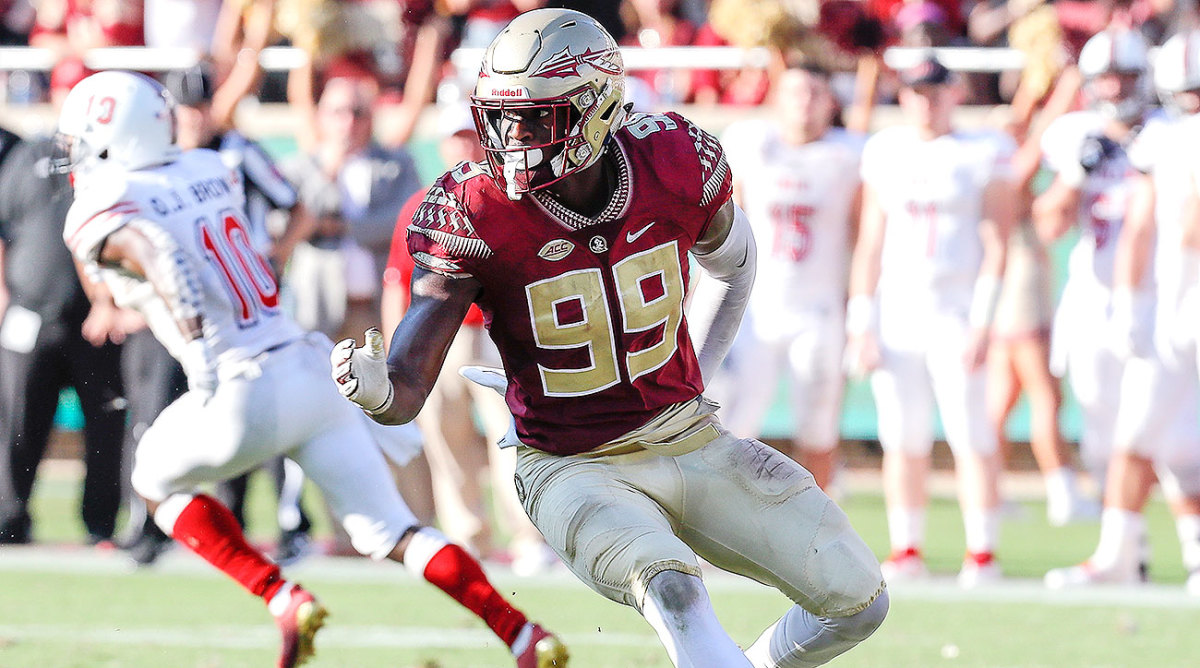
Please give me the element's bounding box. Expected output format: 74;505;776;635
473;78;624;200
1084;70;1148;124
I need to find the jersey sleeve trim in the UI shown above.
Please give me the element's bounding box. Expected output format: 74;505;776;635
65;200;141;261
687;121;732;208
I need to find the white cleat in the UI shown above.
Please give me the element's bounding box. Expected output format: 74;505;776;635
1044;561;1147;589
880;548;928;583
1187;571;1200;596
958;554;1002;589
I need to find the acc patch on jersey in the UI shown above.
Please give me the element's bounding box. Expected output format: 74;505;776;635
538;239;575;261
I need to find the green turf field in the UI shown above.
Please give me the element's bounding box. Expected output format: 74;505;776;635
2;468;1198;667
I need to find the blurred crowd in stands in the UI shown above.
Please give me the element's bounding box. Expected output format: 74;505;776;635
0;0;1192;108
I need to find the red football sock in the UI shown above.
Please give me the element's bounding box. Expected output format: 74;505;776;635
170;494;285;601
423;543;528;647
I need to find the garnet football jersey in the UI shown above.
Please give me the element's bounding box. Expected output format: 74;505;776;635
408;111;733;455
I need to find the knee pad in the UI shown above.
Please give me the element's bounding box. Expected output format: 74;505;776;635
828;588;889;642
639;564;707;614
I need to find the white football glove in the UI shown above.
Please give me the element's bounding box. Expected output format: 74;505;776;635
331;328;394;415
181;337;217;404
1110;288;1155;360
458;365;522;448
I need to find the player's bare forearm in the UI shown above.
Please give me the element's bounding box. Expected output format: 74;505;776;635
98;224;204;340
848;184;885;298
374;267;480;424
979;178;1015;280
1031;178;1080;244
1114;173;1156;290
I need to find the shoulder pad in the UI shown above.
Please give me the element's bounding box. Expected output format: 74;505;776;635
63;173;142;262
407;174;493;268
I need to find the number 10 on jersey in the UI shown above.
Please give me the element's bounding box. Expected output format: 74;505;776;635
197;210;279;326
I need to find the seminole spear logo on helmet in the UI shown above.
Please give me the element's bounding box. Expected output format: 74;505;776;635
531;46;622;79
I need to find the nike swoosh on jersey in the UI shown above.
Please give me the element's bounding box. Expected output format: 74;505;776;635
626;222;655;243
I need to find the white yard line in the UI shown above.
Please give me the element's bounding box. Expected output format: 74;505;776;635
0;623;662;650
2;545;1198;609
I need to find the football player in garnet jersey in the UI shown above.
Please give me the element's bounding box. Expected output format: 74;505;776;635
55;70;565;668
333;8;887;668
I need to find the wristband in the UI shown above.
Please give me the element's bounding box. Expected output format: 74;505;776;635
968;274;1002;330
845;295;877;336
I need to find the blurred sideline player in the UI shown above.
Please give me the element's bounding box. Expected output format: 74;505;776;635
334;9;887;668
1032;28;1152;490
846;55;1016;587
1046;30;1200;591
55;71;565;668
381;99;556;573
988;68;1099;528
714;60;866;491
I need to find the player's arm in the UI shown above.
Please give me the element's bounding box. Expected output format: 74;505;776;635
1032;167;1082;244
963;175;1015;370
844;182;887;375
333;267;481;424
71;261;125;346
1114;172;1156;292
93;221;216;394
689;197;756;383
1110;172;1157;358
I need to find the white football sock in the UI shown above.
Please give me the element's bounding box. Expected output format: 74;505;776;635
642;570;751;668
962;508;999;556
886;508;925;553
1092;508;1144;571
1045;467;1078;509
745;591;889;668
1175;514;1200;572
267;581;296;616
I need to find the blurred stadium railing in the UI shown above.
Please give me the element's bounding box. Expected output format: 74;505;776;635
0;44;1027;75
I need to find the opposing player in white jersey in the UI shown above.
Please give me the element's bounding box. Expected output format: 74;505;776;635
847;55;1015;587
716;62;864;490
1033;28;1153;490
54;71;566;668
1046;30;1200;592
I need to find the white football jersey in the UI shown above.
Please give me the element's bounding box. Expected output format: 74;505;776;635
722;121;863;313
861;126;1016;301
1129;111;1199;291
1041;110;1139;287
64;149;304;374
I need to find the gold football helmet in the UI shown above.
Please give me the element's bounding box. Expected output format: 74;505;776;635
471;8;628;199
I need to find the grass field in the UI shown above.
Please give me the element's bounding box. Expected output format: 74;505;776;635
2;466;1199;667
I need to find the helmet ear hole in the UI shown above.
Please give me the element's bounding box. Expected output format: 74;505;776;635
599;102;617;122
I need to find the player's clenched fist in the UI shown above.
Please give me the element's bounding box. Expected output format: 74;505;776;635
331;328;394;415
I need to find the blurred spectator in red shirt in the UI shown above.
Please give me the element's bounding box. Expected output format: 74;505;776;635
30;0;144;94
620;0;699;104
870;0;964;36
